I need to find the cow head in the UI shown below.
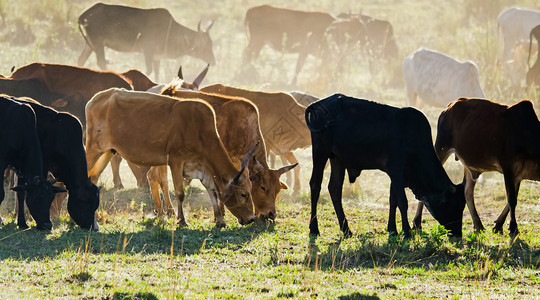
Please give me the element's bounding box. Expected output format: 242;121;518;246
12;176;64;230
176;64;209;90
67;178;100;230
249;157;297;220
422;183;466;237
221;142;259;225
188;21;216;65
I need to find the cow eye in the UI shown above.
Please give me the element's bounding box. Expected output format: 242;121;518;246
260;186;266;192
241;193;247;198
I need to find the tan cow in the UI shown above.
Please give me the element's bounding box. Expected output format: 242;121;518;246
200;84;310;193
85;88;257;226
153;87;297;221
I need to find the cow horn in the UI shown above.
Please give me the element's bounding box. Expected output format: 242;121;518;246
206;20;214;32
197;20;202;32
234;141;260;182
177;65;183;80
277;163;298;175
193;64;209;89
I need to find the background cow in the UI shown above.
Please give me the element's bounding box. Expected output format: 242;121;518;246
527;24;540;87
244;5;335;85
403;48;485;108
415;98;540;236
305;94;466;237
78;3;215;81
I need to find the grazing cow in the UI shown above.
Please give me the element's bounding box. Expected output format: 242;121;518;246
305;94;466;237
403;48;485;108
498;7;540;64
9;97;99;229
244;4;335;85
0;96;61;230
527;24;540;86
85;88;256;226
336;13;399;60
201;84;310;193
414;98;540;235
78;2;215;81
158;87;297;221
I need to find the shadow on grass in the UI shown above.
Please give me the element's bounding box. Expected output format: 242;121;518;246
0;216;275;260
304;228;540;273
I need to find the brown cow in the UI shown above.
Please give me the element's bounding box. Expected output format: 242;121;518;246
201;84;310;193
154;87;297;221
85;88;257;226
414;98;540;235
244;5;335;85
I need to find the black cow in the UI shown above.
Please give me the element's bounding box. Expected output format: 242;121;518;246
10;97;100;230
244;5;335;85
305;94;465;237
0;96;60;230
78;2;215;81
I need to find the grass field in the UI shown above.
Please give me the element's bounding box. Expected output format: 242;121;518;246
2;0;540;298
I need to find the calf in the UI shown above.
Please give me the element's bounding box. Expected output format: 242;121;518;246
414;98;540;235
0;96;60;230
305;94;465;237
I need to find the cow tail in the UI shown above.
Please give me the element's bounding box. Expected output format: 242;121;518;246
78;17;96;53
305;104;325;133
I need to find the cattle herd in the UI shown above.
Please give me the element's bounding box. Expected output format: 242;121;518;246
1;2;540;240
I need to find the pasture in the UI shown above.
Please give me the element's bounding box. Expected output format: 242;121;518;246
1;0;540;298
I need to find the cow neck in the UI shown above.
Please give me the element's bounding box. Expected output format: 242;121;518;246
200;140;243;194
405;155;453;200
56;156;90;190
19;132;44;182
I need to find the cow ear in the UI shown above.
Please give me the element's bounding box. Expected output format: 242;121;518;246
11;185;26;192
53;186;67;193
280;181;288;190
51;99;68;108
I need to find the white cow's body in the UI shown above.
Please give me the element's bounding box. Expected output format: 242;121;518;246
498;7;540;62
403;48;485;108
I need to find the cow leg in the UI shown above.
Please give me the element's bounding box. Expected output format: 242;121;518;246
157;166;175;217
144;52;154;78
493;203;510;234
77;44;93;66
147;166;164;216
16;190;28;230
464;168;484;231
153;59;160;83
208;186;225;228
126;161;151;188
94;45;107;70
169;161;187;227
328;157;351;238
412;202;424;230
291;52;308;85
389;178;411;237
309;149;328;236
110;155;124;189
87;150;115;185
282;152;301;194
496;173;520;235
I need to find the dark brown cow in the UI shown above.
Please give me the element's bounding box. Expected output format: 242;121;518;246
78;2;215;81
414;98;540;235
10;62;133;127
244;5;335;85
201;84;310;193
86;88;257;226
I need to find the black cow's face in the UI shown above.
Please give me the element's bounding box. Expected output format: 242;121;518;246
423;183;466;237
67;182;100;229
192;31;216;65
15;177;56;230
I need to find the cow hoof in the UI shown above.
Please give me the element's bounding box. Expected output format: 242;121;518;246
177;220;188;228
343;230;353;239
492;225;503;234
18;224;29;230
215;222;226;228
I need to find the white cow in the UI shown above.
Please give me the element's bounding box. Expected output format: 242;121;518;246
403;48;485;108
498;7;540;63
